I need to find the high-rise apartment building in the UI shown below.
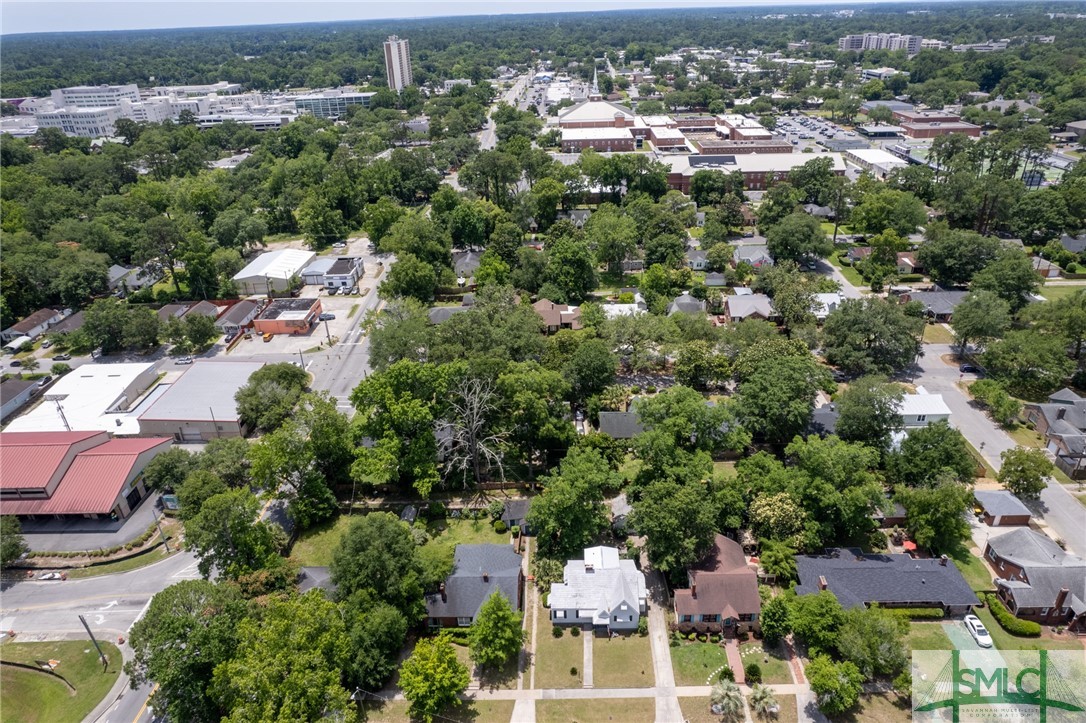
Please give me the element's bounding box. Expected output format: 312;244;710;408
838;33;922;55
383;35;413;92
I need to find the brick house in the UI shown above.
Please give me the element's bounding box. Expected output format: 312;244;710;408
985;529;1086;632
673;535;761;635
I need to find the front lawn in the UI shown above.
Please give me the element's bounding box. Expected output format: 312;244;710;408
593;633;654;688
0;641;122;723
738;641;792;684
290;514;354;567
670;641;731;686
972;606;1083;652
1005;423;1045;449
922;323;955;344
537;698;654;723
949;547;995;593
534;606;584;689
907;622;954;651
1038;283;1086;302
829;692;912;723
826;252;866;287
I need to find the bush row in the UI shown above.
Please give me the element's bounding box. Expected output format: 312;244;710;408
28;522;159;559
985;593;1041;637
886;607;946;620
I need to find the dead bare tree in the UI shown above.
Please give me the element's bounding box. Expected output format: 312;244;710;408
438;377;507;487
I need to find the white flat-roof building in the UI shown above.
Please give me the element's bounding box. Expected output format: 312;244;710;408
138;361;265;442
50;84;140;109
4;363;159;435
232;249;316;295
34;106;122;137
152;81;243;97
845;147;910;178
294;90;376;118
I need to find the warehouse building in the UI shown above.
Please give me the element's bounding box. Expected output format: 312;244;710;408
138;361;264;442
232;249;316;295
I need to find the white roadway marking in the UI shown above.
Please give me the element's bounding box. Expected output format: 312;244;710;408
98;600;119;610
171;561;200;579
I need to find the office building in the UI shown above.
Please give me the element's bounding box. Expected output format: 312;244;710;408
34;106;122;138
49;84;140;109
384;35;414;92
152;81;243;97
294;90;376;118
838;33;922;55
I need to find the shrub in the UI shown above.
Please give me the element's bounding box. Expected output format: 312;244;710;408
541;591;550;607
569;666;578;676
745;661;763;685
427;501;447;520
637;617;649;636
646;386;657;394
886;608;945;620
719;666;735;681
630;386;642;394
511;525;520;538
688;632;698;641
552;625;564;638
571;626;580;637
985;594;1041;637
487;500;505;519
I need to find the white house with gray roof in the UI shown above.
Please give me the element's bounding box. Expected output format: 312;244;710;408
549;546;647;631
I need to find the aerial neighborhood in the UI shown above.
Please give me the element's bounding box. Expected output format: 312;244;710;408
1;3;1086;723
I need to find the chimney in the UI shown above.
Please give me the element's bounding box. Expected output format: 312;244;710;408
585;563;594;573
1057;407;1067;420
483;571;489;583
940;554;948;566
692;581;697;599
818;575;828;591
439;582;446;602
1055;587;1070;610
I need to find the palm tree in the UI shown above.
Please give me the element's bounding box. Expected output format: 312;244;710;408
710;679;744;722
750;683;780;720
599;384;631;412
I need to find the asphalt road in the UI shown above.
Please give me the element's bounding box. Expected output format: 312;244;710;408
479;73;530;150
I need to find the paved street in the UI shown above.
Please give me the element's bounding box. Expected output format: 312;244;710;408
479;74;530;150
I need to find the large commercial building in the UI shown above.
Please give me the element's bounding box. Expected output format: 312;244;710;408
49;84;140;109
838;33;922;55
557;97;635;129
560;127;635;152
0;431;172;520
152;81;243;97
137;361;264;442
231;249;316;296
663;153;845;193
34;106;122;137
844;147;910;178
295;90;376;118
384;35;414;92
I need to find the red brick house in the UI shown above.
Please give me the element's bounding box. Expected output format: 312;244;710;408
674;535;761;635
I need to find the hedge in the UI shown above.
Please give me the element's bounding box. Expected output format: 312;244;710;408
886;608;945;620
985;594;1041;637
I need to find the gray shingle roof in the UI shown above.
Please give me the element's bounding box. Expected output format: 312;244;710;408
974;490;1031;519
501;499;531;525
987;528;1077;569
725;294;774;320
1059;234;1086;254
809;405;840;436
989;529;1086;611
795;548;979;609
905;289;968;316
428;306;469;325
598;411;645;439
667;292;707;316
453;251;483;277
704;272;727;287
425;544;522;619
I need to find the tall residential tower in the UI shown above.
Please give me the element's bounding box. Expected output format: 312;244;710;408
383;35;413;92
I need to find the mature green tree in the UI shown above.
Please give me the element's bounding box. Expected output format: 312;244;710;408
759;594;792;647
141;447;195;492
822;298;923;376
631;481;716;574
0;516;28;570
126;580;245;723
887;421;976;487
790;157;838;206
731;336;810;382
807;655;863;716
363;196;408;244
176;470;228;522
737;355;832;445
184;313;220;349
1024;288;1086;359
998;447;1054;500
331;512;425;618
449;201;488;249
971;249;1041;313
951;290;1011;353
765;212;832;262
755;182;801;230
234;362;309;433
212;592;350;722
400;634;471;723
562;338;617;401
342;598;408;691
469;591;525;669
850;187;926;237
123;306;161;350
365;298;431;370
197;437;251;488
917;230;1001;286
297;191;348;248
838;605;908;680
749;492;807;545
380;252;439;302
789;591;844;657
834;376;905;451
185;488;281;580
674;340;730;390
982;330;1074;399
497;362;574;478
527;448;615;560
544;234;597;303
689;169;744;207
83;298;130;353
635;385;749;454
896;479;972;554
759;539;798;583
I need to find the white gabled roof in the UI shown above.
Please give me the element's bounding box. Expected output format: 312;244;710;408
558;98;634;124
898;387;952;416
233;249;316;282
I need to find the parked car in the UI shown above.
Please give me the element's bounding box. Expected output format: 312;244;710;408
176;356;194;365
959;363;981;374
964;615;993;648
318;313;336;321
37;376;53;387
9;359;22;367
52;353;71;361
41;339;53;349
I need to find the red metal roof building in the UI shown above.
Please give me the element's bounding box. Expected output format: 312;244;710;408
0;431;172;519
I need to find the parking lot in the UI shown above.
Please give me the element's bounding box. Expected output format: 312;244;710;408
774;113;861;152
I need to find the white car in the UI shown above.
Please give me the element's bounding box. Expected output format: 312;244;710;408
964;615;993;648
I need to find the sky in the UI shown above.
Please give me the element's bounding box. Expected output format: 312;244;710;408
2;0;899;36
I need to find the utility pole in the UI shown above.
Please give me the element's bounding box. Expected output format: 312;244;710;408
297;350;304;368
155;509;171;552
78;615;108;671
324;320;332;345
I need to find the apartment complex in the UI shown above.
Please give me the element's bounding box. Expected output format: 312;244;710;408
838;33;923;55
384;35;414;92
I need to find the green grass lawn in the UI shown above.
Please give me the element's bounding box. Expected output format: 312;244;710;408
593;633;654;688
738;641;792;684
712;460;737;477
0;641;122;723
1038;283;1086;302
963;441;997;479
66;544;180;579
950;546;996;593
358;699;514;723
290;514;355;567
535;615;584;689
537;698;655;723
907;622;954;651
826;252;867;287
972;606;1084;652
820;222;855;236
670;641;731;686
830;692;912;723
922;323;955;344
425;517;510;548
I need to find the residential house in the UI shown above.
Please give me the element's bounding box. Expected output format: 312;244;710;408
986;528;1086;632
1032;256;1061;279
182;300;221;321
794;548;979;614
803;204;835;219
500;499;531;534
704;272;728;287
812;292;844;321
108;264;132;290
0;379;37;421
215;300;261;338
1024;388;1086;479
667;291;707;316
428;306;470;325
597;411;645;440
724;294;774;323
298;566;334;594
549;546;647;632
602;294;648;319
453;251;483;280
897;387;951;427
1058;234;1086;255
733;245;774;269
846;247;872;264
2;308;65;344
426;544;523;628
674;535;761;635
873;501;908;529
686;249;708;271
974;490;1032;527
533;299;581;333
156;303;188;323
899;288;969;322
569;209;593;228
809;403;840;437
47;311;85;338
896;252;923;275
